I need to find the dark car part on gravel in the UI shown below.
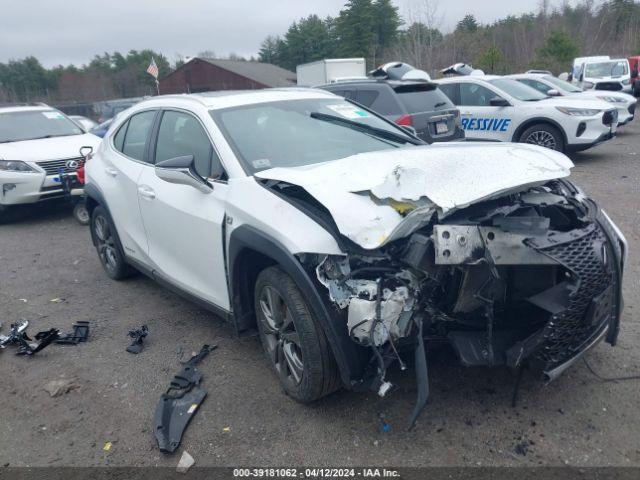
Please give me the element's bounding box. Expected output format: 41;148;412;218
0;321;61;356
154;344;217;453
126;325;148;354
51;321;90;345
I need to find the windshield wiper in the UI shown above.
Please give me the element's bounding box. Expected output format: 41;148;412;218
310;112;422;145
434;102;448;109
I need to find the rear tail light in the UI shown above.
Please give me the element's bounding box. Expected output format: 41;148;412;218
395;114;413;126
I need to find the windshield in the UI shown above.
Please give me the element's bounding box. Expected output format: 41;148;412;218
488;78;548;101
585;61;629;78
543;76;582;93
210;98;417;174
0;110;83;143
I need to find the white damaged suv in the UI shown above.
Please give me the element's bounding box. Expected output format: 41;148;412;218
85;90;626;424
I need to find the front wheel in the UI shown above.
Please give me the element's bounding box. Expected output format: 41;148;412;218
254;266;340;402
73;202;90;225
518;123;564;152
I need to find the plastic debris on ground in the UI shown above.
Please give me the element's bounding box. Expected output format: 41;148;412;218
126;325;148;354
154;344;217;453
176;451;195;473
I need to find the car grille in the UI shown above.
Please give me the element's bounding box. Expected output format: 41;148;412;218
602;109;618;126
531;226;614;371
595;82;623;92
36;157;84;176
629;104;636;115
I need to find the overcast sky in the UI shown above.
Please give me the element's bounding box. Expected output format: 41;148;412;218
1;0;563;67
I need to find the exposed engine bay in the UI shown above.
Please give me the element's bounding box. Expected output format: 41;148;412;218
311;179;624;425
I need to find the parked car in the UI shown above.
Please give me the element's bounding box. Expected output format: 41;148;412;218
572;57;632;94
508;73;636;126
628;55;640;96
85;90;626;423
319;79;465;143
0;105;101;220
70;115;98;132
94;97;144;124
434;75;618;152
90;119;114;138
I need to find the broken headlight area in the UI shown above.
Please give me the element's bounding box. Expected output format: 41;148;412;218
315;180;623;419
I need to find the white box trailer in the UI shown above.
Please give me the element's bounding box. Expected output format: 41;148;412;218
296;58;367;87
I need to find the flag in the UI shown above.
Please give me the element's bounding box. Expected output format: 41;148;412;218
147;57;159;80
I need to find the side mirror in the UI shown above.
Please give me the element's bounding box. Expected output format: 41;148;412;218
547;89;561;97
399;125;418;136
489;96;510;107
155;155;213;194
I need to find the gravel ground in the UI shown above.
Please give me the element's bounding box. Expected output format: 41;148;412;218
0;120;638;469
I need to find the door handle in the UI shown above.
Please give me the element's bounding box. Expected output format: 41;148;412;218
105;167;118;177
138;185;156;200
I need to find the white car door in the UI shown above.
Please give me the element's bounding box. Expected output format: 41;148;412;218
100;110;157;262
456;82;514;142
137;109;230;310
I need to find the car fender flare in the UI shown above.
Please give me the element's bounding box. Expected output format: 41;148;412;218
228;224;368;387
512;117;568;145
84;183;125;253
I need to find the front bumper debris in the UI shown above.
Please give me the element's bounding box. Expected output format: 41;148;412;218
312;180;625;425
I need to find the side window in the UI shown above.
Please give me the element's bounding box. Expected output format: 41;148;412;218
155;111;225;180
368;88;403;115
438;83;459;104
113;120;128;152
355;89;380;108
520;79;550;95
121;111;156;161
459;83;500;107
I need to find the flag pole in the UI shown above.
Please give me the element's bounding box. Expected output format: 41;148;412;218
155;79;160;96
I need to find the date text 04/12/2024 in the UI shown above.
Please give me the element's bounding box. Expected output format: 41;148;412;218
232;468;400;478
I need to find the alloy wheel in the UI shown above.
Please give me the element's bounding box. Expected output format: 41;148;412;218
258;285;304;386
525;130;557;150
93;214;118;274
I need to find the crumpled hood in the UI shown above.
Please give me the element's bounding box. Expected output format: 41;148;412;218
256;142;573;250
0;133;101;162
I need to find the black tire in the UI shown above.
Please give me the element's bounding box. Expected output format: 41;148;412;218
90;205;133;280
73;202;90;225
254;266;340;402
518;123;565;152
0;205;7;224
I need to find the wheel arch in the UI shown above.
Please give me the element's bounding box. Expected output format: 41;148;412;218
228;224;369;387
511;117;568;146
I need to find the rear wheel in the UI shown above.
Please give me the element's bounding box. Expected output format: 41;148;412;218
91;206;133;280
518;123;564;152
254;266;339;402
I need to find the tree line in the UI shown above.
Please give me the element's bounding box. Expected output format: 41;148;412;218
1;0;639;105
259;0;640;75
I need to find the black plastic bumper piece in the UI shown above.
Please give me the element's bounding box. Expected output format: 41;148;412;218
154;345;216;453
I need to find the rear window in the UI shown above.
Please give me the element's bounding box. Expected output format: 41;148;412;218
394;85;454;113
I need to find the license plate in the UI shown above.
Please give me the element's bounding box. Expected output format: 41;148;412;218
435;121;449;134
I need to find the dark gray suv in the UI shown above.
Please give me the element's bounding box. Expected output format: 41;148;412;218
319;79;465;143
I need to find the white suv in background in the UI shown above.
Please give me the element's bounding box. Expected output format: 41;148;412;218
0;105;101;220
509;73;636;126
434;76;618;152
84;90;626;422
